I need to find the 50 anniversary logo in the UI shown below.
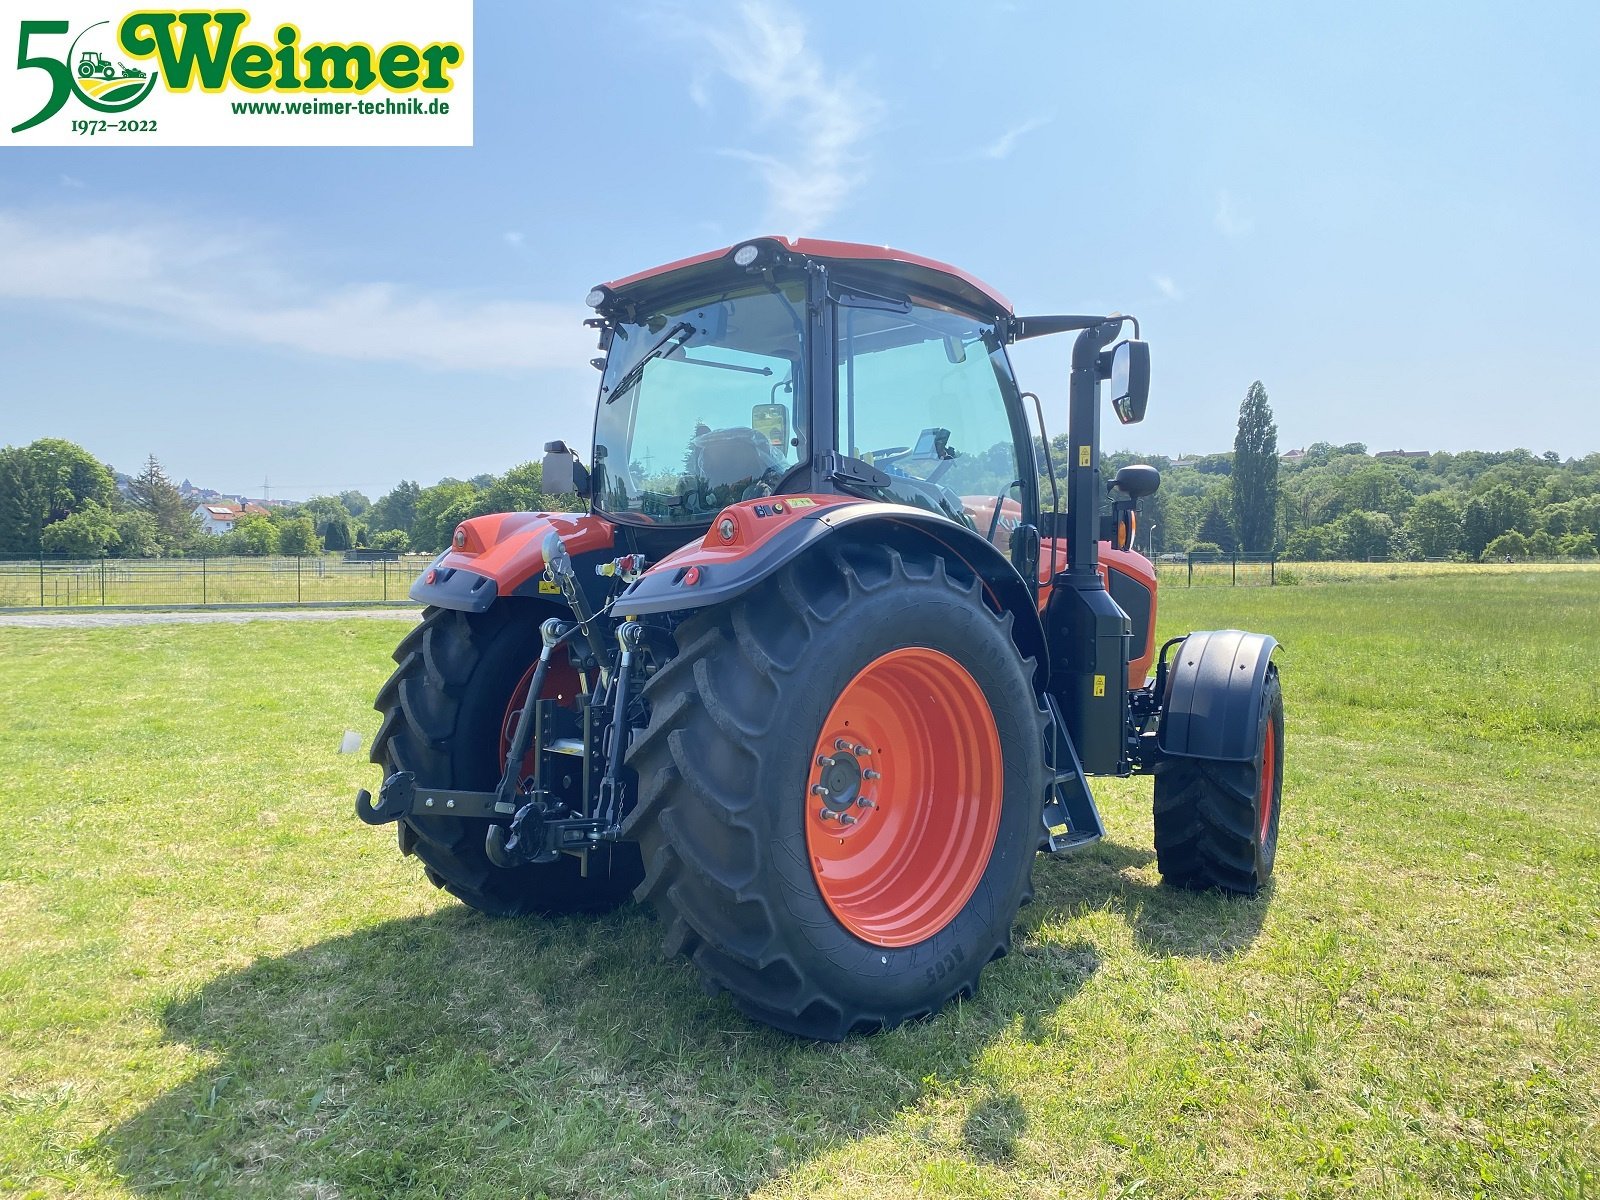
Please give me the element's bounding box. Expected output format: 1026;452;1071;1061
3;4;472;146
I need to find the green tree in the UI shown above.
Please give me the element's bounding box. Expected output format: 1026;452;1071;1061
369;528;410;552
1231;381;1279;551
411;481;479;553
231;512;280;556
1334;510;1398;560
113;510;161;558
338;490;371;517
1400;493;1462;559
367;480;421;535
1484;531;1529;561
127;454;199;552
1198;496;1238;554
277;516;321;556
39;500;118;557
0;438;115;554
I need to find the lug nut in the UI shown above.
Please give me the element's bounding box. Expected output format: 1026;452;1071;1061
811;784;830;798
819;808;837;821
856;797;877;809
863;769;881;781
838;813;858;826
446;798;456;809
854;744;871;757
816;755;835;768
834;738;853;752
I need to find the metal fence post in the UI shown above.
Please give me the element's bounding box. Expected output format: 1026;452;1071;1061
382;559;388;601
1232;555;1238;586
297;556;302;603
1187;553;1193;587
1271;555;1276;586
100;556;107;605
39;556;45;607
202;555;208;605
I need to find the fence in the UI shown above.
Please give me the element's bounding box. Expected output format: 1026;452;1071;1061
1152;552;1279;587
0;555;432;609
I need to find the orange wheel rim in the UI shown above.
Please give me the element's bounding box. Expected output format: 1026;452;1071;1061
1258;720;1277;844
500;658;582;780
805;647;1003;948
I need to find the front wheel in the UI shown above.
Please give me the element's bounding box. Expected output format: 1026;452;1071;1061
1153;665;1284;895
624;542;1044;1039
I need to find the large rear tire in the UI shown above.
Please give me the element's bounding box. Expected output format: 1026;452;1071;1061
371;604;643;915
1153;665;1283;895
623;542;1044;1039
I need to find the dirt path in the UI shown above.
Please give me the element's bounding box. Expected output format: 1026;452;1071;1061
0;608;420;629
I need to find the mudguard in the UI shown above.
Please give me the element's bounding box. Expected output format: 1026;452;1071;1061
1157;628;1279;762
409;511;617;612
614;495;1050;685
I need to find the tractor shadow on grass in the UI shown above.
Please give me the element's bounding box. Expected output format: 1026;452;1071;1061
102;842;1268;1196
1030;836;1270;962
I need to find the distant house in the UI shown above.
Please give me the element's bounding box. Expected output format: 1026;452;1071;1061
1375;449;1430;460
193;502;269;535
1279;448;1307;464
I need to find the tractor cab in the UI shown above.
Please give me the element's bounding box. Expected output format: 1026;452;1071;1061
547;237;1119;585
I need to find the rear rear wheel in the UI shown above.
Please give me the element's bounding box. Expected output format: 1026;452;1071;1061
1153;665;1283;895
371;604;643;915
623;542;1044;1039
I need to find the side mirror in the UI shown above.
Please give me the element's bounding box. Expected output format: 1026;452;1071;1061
1110;463;1161;500
750;403;790;452
1109;340;1150;425
541;440;590;497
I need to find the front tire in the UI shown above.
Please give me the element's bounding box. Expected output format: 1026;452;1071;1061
1153;665;1283;895
623;542;1044;1039
371;604;643;915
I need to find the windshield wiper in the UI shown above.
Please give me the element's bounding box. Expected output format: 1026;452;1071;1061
603;321;694;405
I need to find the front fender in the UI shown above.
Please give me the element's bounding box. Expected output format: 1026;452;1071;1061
614;496;1050;687
409;511;617;612
1157;629;1279;761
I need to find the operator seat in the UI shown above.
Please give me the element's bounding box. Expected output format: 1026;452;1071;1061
682;425;785;511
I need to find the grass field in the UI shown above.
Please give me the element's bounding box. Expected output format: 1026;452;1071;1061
0;558;428;609
1;572;1597;1198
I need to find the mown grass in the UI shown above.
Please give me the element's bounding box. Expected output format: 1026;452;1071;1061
1;572;1596;1198
0;558;428;609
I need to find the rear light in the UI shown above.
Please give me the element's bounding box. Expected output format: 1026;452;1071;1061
452;525;468;550
682;566;702;586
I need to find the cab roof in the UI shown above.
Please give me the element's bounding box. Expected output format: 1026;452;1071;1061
598;236;1014;317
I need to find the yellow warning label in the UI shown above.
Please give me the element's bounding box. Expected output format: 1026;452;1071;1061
1093;674;1106;697
1078;445;1091;467
787;497;817;508
1048;823;1070;837
538;579;561;594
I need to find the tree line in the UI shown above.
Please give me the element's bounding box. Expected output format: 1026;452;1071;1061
8;414;1598;563
1063;384;1600;561
0;439;575;559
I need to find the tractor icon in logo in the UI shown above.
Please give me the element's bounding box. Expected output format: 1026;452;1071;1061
77;50;146;82
68;22;157;108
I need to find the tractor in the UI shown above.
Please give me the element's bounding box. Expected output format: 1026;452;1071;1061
356;237;1284;1040
77;51;116;80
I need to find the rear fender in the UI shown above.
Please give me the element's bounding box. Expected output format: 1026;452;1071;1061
615;495;1050;688
410;511;617;613
1157;629;1279;762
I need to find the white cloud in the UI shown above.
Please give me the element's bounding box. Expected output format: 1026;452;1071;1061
981;116;1051;160
695;1;882;232
503;230;526;248
59;174;85;188
1153;274;1184;302
0;209;591;372
1214;190;1253;239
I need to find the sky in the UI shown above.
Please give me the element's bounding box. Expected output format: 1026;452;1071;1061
2;0;1598;502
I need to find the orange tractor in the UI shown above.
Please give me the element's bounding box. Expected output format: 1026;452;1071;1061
357;238;1284;1039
